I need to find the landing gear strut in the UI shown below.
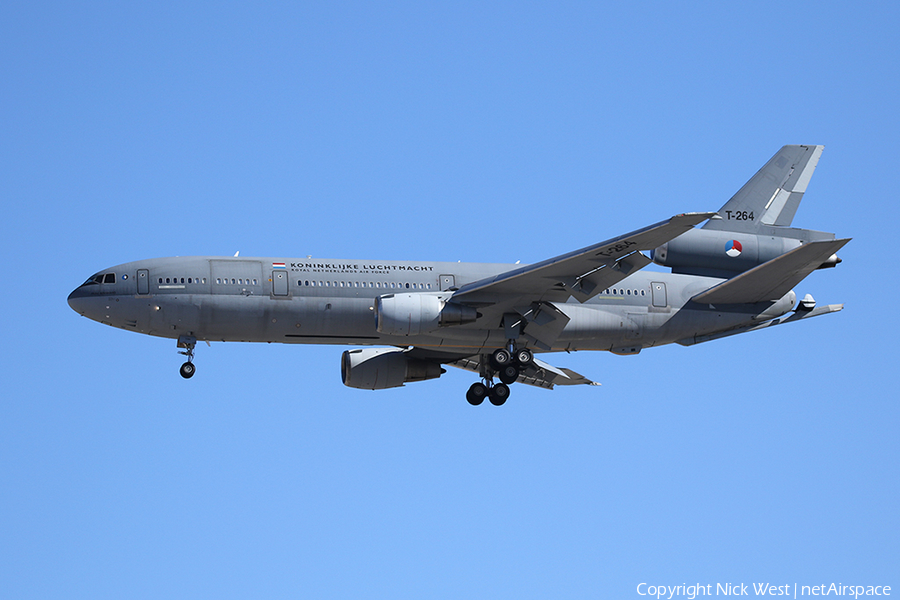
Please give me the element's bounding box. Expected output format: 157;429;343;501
467;344;534;405
177;335;197;379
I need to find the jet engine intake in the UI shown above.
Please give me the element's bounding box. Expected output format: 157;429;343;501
341;348;444;390
374;293;478;336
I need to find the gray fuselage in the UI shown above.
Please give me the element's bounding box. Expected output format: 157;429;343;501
67;255;795;360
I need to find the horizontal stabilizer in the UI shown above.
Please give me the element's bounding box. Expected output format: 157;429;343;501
677;303;844;346
692;238;850;304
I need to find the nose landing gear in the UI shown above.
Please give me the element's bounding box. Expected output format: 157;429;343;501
177;335;197;379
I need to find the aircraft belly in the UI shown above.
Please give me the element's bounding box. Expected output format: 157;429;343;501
555;305;641;350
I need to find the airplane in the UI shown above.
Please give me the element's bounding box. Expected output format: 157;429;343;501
68;145;849;405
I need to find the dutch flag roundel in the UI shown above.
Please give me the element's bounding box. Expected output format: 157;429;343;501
725;240;742;258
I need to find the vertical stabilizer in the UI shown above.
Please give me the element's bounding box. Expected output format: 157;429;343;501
704;145;824;233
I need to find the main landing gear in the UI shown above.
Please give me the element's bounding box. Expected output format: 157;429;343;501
466;346;534;406
177;335;197;379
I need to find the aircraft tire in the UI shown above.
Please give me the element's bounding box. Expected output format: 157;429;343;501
489;383;510;406
180;362;196;379
499;365;519;385
515;348;533;366
466;382;488;406
491;348;512;368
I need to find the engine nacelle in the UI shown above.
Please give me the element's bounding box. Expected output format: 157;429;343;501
341;347;444;390
651;228;802;276
374;293;478;336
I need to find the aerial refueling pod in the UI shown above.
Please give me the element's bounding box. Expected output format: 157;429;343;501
341;348;444;390
374;293;479;336
651;228;803;277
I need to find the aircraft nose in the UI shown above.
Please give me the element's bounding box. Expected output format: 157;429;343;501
67;286;92;315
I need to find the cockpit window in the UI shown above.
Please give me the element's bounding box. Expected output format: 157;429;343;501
81;273;116;287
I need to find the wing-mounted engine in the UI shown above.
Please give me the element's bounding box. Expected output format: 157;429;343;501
374;293;479;336
341;347;444;390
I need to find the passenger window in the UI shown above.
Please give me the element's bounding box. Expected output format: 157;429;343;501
188;278;192;284
202;278;206;284
181;278;185;284
166;278;171;284
159;278;163;284
405;283;410;289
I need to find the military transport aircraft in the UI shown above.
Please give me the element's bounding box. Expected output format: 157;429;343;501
68;145;849;405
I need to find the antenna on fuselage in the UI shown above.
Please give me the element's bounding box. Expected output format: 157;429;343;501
234;251;240;257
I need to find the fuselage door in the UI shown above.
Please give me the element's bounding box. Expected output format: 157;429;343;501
272;270;289;296
137;269;150;295
651;282;667;308
439;274;456;291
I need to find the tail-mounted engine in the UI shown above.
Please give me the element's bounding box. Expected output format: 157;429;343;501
341;347;444;390
374;293;479;336
651;228;804;278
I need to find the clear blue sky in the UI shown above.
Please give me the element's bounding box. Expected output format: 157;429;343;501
1;2;897;598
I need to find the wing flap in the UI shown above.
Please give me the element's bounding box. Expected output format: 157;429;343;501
692;238;851;304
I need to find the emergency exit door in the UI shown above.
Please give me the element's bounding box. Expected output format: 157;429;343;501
272;271;288;296
439;274;456;291
651;282;667;308
137;269;149;295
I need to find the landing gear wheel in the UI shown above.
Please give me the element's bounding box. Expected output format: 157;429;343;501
489;382;510;406
491;348;512;368
499;364;519;385
516;348;533;366
466;382;488;405
180;362;196;379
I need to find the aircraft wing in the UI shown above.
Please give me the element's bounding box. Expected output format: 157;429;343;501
692;238;851;304
448;356;599;390
452;212;715;305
